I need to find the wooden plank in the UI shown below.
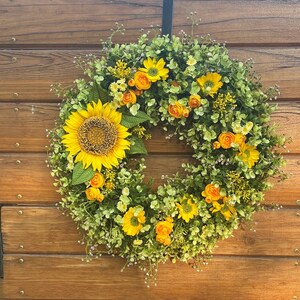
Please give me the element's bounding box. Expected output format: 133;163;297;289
0;153;298;205
0;48;299;101
0;0;162;45
173;0;300;45
2;207;300;257
0;255;299;299
0;101;298;153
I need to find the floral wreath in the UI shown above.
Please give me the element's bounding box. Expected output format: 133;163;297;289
48;26;285;284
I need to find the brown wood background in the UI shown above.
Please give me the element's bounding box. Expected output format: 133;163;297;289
0;1;300;299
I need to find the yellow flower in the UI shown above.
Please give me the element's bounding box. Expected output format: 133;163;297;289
139;57;169;82
196;72;223;97
168;101;184;118
96;193;105;203
234;133;246;147
122;207;146;236
85;187;100;201
62;100;130;171
134;71;151;90
176;195;198;223
90;172;105;188
218;132;235;149
202;183;221;203
155;217;173;246
108;60;131;79
237;143;260;168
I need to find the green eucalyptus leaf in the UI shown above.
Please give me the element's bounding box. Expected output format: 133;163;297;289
72;162;95;185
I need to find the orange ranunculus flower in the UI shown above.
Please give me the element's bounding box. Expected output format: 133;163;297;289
188;94;201;108
202;183;221;203
168;101;184;118
85;187;101;201
218;132;235;149
213;141;221;149
182;107;190;118
234;133;246;146
155;218;173;246
134;71;151;90
90;172;105;188
122;90;137;105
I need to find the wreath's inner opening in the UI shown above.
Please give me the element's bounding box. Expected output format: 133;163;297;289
139;128;193;190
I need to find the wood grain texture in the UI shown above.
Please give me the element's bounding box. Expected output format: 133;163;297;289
0;255;299;300
173;0;300;45
0;101;298;153
2;206;300;257
0;48;299;101
0;0;162;45
0;153;298;206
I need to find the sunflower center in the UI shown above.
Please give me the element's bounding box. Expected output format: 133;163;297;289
78;116;118;156
148;67;159;77
182;202;192;214
130;216;139;227
204;80;214;89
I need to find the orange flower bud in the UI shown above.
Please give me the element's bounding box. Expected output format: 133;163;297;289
96;193;105;203
133;89;143;96
182;107;190;118
218;132;235;149
188;94;201;108
128;79;135;87
213;141;221;149
171;80;180;87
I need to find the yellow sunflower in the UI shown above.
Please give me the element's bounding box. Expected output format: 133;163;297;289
122;207;146;236
139;57;169;82
196;72;223;97
176;195;198;223
237;143;260;168
62;100;130;171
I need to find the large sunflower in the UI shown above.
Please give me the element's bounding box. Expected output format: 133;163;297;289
62;100;130;171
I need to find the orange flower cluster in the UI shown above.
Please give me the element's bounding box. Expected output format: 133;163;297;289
155;217;173;246
168;94;202;119
202;183;236;220
85;173;106;202
214;132;246;149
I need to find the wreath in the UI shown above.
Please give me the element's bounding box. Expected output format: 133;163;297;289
48;26;285;284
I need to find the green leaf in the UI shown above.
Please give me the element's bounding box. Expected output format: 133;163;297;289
72;162;95;185
128;136;148;155
88;81;111;103
121;111;152;129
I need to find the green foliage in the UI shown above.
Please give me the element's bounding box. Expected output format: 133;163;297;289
121;111;152;128
72;162;95;185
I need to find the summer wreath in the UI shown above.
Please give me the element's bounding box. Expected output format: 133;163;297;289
48;27;286;283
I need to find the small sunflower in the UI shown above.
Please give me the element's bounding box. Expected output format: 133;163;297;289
196;72;223;97
62;100;130;171
139;57;169;82
237;143;260;168
176;195;198;223
122;206;146;236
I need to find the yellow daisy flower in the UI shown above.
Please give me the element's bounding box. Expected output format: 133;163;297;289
196;72;223;97
139;57;169;82
62;100;130;171
176;195;198;223
237;143;260;168
122;207;146;236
